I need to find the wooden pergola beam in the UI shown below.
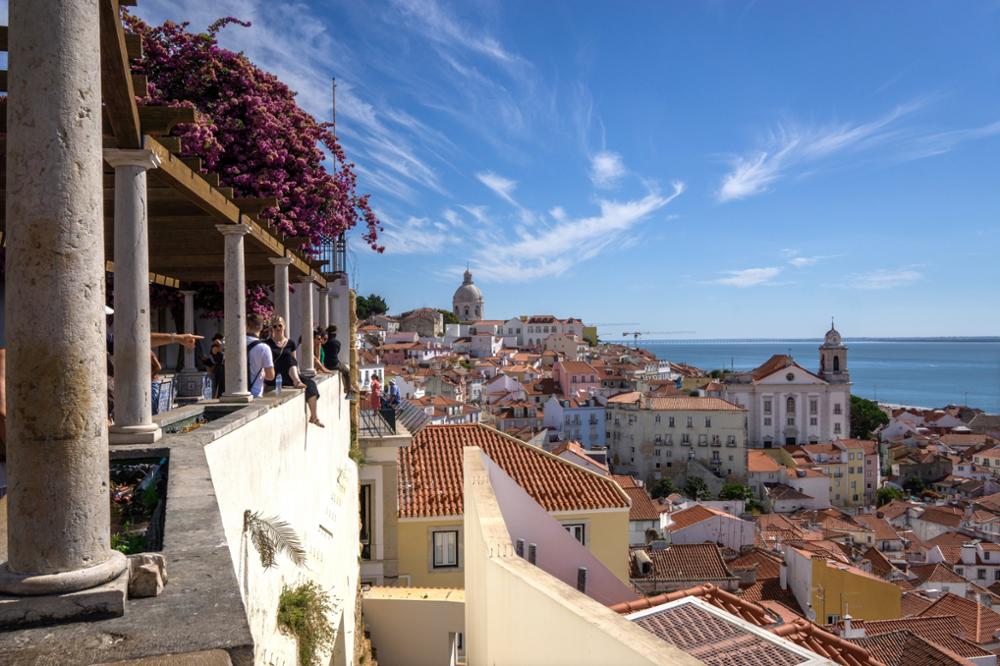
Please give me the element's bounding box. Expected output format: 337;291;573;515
146;136;241;224
234;197;278;214
124;32;142;60
100;0;141;148
139;106;197;136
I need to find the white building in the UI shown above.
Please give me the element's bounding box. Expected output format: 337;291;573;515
663;504;754;552
723;324;851;448
452;269;484;323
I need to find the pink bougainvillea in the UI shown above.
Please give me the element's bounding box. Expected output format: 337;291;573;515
126;15;382;251
124;14;382;316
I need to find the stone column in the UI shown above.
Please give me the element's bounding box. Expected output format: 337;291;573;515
218;224;252;402
106;148;162;445
330;274;352;369
0;0;127;603
299;278;316;377
180;290;197;372
269;256;292;326
318;287;330;329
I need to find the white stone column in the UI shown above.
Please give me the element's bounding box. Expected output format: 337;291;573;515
106;148;162;445
318;287;330;329
330;274;352;369
299;278;316;377
269;256;292;326
180;289;197;372
218;224;253;402
0;0;127;598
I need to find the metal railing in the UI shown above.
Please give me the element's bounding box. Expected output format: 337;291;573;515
358;397;431;439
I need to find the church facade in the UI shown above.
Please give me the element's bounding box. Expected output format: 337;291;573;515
452;269;484;323
723;324;851;448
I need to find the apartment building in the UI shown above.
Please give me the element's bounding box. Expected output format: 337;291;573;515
606;393;748;484
791;440;876;508
542;394;607;449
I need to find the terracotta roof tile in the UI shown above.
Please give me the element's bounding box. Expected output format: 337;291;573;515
624;487;661;521
729;548;784;580
900;591;935;617
852;630;973;666
398;424;628;518
918;592;1000;644
630;544;736;583
857;615;992;660
748;451;784;473
646;396;744;411
629;600;807;666
909;563;967;585
853;515;901;542
667;504;737;532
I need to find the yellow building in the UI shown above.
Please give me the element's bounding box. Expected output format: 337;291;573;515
786;547;901;623
397;424;632;587
793;441;867;508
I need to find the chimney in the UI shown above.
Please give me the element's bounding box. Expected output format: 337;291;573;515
576;567;588;593
527;543;537;565
842;614;865;639
961;543;977;565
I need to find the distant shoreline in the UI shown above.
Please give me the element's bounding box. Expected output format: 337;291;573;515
609;337;1000;344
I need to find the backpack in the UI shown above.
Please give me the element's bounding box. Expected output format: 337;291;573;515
247;339;264;390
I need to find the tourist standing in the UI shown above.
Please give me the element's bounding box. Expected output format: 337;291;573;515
245;314;275;398
369;375;382;411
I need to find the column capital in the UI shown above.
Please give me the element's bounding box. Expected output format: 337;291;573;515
103;148;161;170
318;287;330;295
297;275;316;285
269;256;294;266
180;289;197;297
216;223;251;236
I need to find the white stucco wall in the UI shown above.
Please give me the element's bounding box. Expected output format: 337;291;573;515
669;514;754;551
205;377;359;666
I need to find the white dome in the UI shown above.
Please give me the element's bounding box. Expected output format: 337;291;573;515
453;270;483;305
822;323;844;347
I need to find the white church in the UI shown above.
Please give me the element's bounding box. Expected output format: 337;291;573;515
452;268;485;323
723;324;851;448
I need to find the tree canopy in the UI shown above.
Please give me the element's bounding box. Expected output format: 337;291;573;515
648;478;677;499
356;294;388;320
876;486;902;506
683;477;709;501
438;309;460;326
850;395;889;439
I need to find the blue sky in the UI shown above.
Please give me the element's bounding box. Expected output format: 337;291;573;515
132;0;1000;338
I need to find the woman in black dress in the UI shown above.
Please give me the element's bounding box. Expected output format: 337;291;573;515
265;316;324;427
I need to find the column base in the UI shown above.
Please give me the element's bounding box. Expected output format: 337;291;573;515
0;561;128;629
0;550;127;596
109;422;163;445
221;392;253;404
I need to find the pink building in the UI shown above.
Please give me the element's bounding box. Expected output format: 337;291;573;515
554;360;600;397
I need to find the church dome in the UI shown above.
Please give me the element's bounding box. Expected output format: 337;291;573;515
453;269;483;304
822;322;844;347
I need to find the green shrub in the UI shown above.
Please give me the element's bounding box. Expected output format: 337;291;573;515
277;582;336;666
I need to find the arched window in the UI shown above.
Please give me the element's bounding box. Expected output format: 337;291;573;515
833;355;840;372
464;306;469;318
786;396;795;413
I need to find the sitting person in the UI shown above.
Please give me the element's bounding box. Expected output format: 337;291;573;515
265;317;324;427
313;328;334;376
384;379;401;408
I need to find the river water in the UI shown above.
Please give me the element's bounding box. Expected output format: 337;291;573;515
638;340;1000;413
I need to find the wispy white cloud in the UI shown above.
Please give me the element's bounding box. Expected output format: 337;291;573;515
717;103;917;202
789;256;823;268
390;0;525;68
846;268;922;290
467;182;685;282
475;171;519;207
718;101;1000;202
711;267;783;287
590;150;627;189
378;212;453;255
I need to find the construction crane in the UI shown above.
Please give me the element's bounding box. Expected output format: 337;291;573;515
621;331;695;348
590;322;639;327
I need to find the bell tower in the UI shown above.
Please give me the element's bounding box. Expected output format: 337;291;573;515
819;319;849;383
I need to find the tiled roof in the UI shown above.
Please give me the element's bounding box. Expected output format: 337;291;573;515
856;615;992;661
646;396;745;411
918;506;963;528
767;484;813;501
630;544;735;583
900;591;935;617
624;487;661;522
860;547;898;578
909;563;966;585
853;515;900;542
398;424;628;518
748;450;784;473
629;599;808;666
748;355;826;384
612;473;641;489
741;578;805;617
729;548;784;580
918;592;1000;644
852;630;973;666
667;504;735;532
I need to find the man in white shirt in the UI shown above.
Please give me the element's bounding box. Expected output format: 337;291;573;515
246;314;275;398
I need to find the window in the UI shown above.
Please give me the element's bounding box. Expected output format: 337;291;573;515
360;484;373;561
994;569;1000;581
698;434;708;446
956;567;964;575
705;417;712;428
834;403;842;415
655;414;661;423
564;523;586;545
827;614;841;625
726;435;736;447
433;530;459;568
786;396;795;414
809;399;818;415
810;417;818;426
978;569;987;580
686;416;693;428
763;399;772;415
764;417;772;426
834;423;842;434
669;417;675;428
655;449;661;456
682;434;691;445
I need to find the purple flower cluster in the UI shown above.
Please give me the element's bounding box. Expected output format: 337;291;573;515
124;14;383;315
